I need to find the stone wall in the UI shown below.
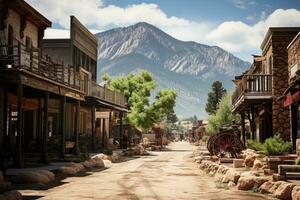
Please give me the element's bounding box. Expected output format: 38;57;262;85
271;33;299;140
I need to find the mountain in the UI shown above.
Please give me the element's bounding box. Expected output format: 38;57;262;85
95;22;250;118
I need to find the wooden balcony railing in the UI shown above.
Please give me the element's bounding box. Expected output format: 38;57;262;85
0;39;82;91
91;82;127;106
232;74;272;105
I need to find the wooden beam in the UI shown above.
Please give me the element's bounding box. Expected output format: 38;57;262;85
60;96;66;158
41;91;49;164
91;103;95;152
119;112;123;149
240;112;246;146
102;118;105;149
14;83;24;168
74;101;80;155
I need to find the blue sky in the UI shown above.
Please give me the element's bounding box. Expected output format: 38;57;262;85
28;0;300;62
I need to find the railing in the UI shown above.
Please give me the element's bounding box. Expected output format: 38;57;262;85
91;82;127;106
0;39;82;91
232;74;272;105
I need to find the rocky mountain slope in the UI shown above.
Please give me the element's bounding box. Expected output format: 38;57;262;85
96;22;250;118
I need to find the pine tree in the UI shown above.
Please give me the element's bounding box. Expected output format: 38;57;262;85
205;81;227;115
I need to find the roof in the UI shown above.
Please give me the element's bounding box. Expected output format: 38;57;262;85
287;32;300;50
9;0;51;28
260;27;300;51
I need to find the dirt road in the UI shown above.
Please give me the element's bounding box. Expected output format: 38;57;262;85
21;142;266;200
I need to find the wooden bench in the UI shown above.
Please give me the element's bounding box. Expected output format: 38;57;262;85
277;165;300;181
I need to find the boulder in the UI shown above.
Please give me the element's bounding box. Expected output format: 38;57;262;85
233;159;244;168
69;163;85;172
237;176;268;190
58;166;77;175
0;190;22;200
292;186;300;200
274;182;296;200
253;159;263;169
82;160;96;169
12;171;50;184
269;181;285;194
264;169;274;176
259;181;274;194
37;170;55;182
103;159;113;168
0;182;12;193
228;181;236;187
244;154;256;167
222;169;241;184
214;165;229;182
92;158;105;168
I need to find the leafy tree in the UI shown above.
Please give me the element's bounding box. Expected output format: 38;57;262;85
206;93;239;134
104;71;177;131
166;109;178;124
205;81;227;115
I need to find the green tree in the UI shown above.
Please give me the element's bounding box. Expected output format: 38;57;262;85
206;93;239;134
104;71;177;131
205;81;227;115
166;109;178;124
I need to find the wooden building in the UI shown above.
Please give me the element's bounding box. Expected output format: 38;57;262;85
280;32;300;149
0;0;128;169
232;27;300;143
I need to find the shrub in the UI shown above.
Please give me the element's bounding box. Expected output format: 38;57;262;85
202;135;210;143
247;139;264;151
263;134;292;156
295;157;300;165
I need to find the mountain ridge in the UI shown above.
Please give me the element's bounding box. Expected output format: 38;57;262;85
96;22;250;118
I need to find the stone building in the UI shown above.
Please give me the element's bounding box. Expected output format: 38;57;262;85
0;0;128;169
232;27;300;144
281;32;300;149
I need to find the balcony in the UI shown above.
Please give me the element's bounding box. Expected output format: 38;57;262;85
90;82;127;107
232;74;273;111
0;39;82;92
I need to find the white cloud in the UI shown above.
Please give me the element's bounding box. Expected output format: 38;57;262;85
231;0;257;10
26;0;300;62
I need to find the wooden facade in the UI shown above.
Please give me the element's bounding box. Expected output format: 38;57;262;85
0;0;128;169
232;28;300;144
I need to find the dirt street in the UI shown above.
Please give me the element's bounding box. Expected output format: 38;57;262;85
21;142;266;200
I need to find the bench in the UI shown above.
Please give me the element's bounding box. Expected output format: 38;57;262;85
277;165;300;181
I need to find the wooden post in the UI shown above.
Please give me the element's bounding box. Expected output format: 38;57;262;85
250;106;256;140
119;112;123;149
102;118;106;149
0;88;8;171
74;100;80;155
240;112;246;146
14;83;23;167
60;96;66;158
109;111;112;139
41;91;49;163
91;103;95;152
291;104;298;150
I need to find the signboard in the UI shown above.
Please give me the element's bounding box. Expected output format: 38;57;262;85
96;111;110;119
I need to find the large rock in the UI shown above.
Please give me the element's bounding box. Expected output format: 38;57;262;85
253;159;263;170
82;160;97;169
92;157;105;168
269;181;285;194
12;171;50;184
58;166;77;175
260;181;274;194
37;170;55;182
274;182;296;200
292;186;300;200
0;190;22;200
233;159;244;168
214;165;229;182
103;159;113;168
222;169;240;184
244;155;256;167
237;176;268;190
69;163;85;172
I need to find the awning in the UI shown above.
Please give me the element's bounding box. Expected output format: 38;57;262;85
94;99;130;112
284;90;300;107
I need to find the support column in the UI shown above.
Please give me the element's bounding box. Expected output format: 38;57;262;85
1;88;8;171
74;100;80;155
291;104;298;150
102;118;106;149
41;91;49;163
240;112;246;146
60;96;66;158
108;111;112;139
14;83;24;167
91;103;95;152
119;112;123;149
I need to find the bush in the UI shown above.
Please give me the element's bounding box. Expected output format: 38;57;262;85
295;157;300;165
246;134;292;156
247;139;264;151
202;135;210;143
263;134;292;156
